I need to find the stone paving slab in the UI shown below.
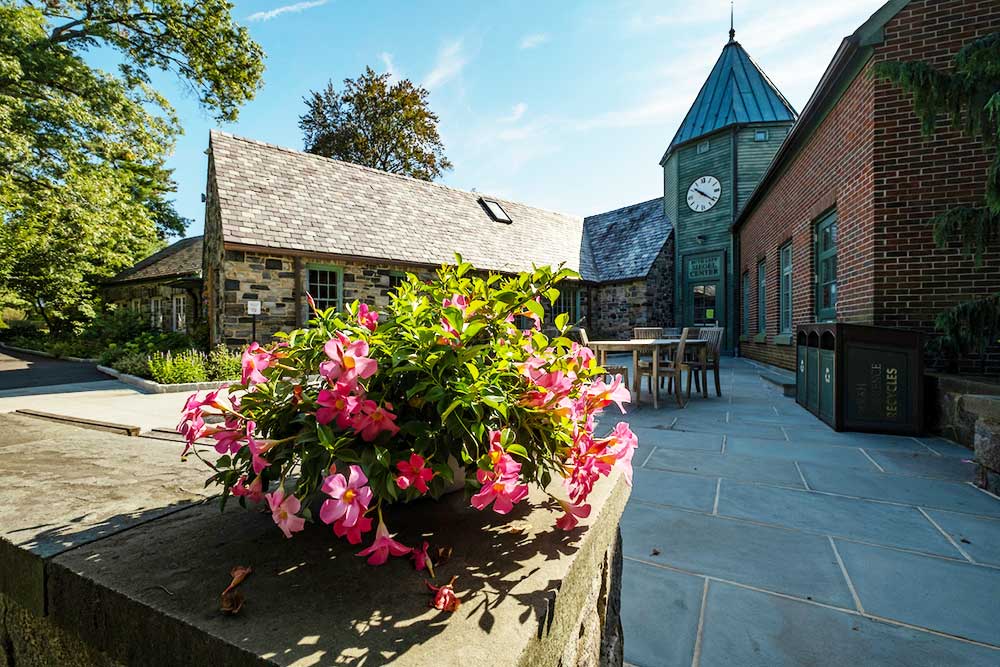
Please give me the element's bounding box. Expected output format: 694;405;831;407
630;468;718;512
630;426;724;453
923;510;1000;567
835;540;1000;647
621;560;700;667
716;480;961;558
867;449;977;481
798;465;1000;517
723;436;876;470
669;418;787;441
621;504;854;608
916;437;978;459
698;580;1000;667
645;448;804;487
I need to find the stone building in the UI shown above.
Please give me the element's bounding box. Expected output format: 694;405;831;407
202;132;674;346
733;0;1000;372
102;236;203;333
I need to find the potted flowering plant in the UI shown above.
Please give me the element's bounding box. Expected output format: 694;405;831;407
178;258;637;567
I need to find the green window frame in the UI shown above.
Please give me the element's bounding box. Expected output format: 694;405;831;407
387;271;407;290
307;264;343;312
779;243;793;334
742;271;750;337
757;260;766;334
553;283;582;323
815;211;838;321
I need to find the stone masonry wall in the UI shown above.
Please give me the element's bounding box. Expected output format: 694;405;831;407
588;237;675;340
102;282;200;334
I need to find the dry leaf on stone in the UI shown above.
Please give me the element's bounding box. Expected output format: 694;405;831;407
220;565;253;615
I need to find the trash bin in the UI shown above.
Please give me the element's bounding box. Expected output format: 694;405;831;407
795;324;924;435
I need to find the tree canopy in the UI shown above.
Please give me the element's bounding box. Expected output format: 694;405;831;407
0;1;264;330
299;68;452;181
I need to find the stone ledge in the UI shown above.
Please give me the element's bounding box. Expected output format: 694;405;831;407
97;364;230;394
0;413;629;667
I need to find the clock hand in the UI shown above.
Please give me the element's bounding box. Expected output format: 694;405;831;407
694;187;718;202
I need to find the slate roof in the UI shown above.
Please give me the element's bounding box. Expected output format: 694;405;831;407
582;198;673;282
107;236;203;284
666;38;797;153
209;131;600;280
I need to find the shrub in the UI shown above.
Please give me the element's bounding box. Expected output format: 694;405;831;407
114;351;153;378
206;345;242;381
0;320;43;342
148;350;208;384
82;309;151;345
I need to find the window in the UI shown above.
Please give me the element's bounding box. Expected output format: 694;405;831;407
742;271;750;337
388;271;407;290
697;140;710;154
553;284;581;323
779;243;793;334
692;284;717;324
754;129;769;142
172;295;186;332
130;298;142;313
150;297;163;329
815;211;838;321
308;265;342;312
479;198;512;223
757;260;766;334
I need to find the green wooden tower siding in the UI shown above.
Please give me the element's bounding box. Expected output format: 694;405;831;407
661;30;796;353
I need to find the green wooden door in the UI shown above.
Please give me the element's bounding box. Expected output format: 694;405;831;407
683;251;726;333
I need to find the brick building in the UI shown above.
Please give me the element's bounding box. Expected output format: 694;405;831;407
734;0;1000;372
202;132;674;346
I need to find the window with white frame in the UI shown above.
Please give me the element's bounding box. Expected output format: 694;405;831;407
130;298;142;313
307;265;342;312
150;297;163;329
172;295;186;331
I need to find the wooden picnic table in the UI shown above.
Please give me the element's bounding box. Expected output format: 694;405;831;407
586;338;708;409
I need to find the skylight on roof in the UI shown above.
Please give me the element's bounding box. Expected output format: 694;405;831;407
479;197;512;224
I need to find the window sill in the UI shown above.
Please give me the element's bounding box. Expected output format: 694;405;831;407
774;334;793;346
753;333;767;344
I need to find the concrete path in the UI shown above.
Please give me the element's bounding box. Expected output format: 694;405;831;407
617;357;1000;666
0;348;109;390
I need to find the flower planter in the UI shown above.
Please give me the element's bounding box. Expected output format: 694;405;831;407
97;364;230;394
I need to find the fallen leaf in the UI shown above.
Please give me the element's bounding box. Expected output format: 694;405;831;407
434;546;453;568
220;565;253;615
651;548;661;556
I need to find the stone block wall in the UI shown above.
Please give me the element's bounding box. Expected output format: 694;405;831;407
102;282;200;334
588;239;674;340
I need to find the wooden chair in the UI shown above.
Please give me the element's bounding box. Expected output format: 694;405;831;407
578;328;629;387
633;327;663;339
638;328;691;408
685;326;724;398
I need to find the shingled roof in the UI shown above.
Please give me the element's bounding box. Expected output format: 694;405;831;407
209;131;598;280
107;236;203;284
665;37;797;155
582;199;673;282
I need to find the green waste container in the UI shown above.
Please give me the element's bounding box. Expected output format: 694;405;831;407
795;324;924;435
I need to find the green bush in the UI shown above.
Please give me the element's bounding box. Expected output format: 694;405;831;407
0;320;43;342
114;351;153;378
147;350;208;384
82;309;151;345
206;345;242;381
99;330;199;365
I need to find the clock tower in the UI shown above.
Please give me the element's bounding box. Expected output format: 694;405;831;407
660;25;796;353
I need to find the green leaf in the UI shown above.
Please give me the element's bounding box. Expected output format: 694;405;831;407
525;299;545;320
506;443;529;460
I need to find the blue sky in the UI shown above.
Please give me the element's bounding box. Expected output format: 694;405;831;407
155;0;887;237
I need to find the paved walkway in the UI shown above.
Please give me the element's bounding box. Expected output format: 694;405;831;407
0;348;110;391
618;357;1000;666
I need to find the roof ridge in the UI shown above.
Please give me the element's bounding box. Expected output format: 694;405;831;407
209;130;583;222
584;196;664;220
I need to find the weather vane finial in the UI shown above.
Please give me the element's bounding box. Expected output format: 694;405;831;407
729;1;736;42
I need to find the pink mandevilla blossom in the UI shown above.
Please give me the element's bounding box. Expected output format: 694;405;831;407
241;342;273;386
395;453;435;493
356;520;411;566
471;437;529;515
555;500;592;531
411;541;434;575
212;414;248;455
315;382;360;429
320;464;373;529
246;422;270;475
357;303;379;331
353;400;400;442
267;489;305;538
596;422;639;485
585;375;631;414
334;515;373;545
232;475;264;503
321;334;378;384
521;371;573;409
177;387;229;453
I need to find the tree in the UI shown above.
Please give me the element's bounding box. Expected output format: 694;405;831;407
0;1;264;331
875;33;1000;372
299;68;452;181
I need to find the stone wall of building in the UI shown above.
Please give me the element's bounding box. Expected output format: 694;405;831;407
102;282;201;334
588;238;674;340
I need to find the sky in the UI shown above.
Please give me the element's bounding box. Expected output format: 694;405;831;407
151;0;889;238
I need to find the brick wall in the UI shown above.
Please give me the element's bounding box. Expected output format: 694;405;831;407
737;0;1000;372
588;237;675;339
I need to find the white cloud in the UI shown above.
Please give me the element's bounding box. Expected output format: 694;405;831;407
379;52;399;82
519;33;550;49
247;0;328;22
505;102;527;123
424;40;468;89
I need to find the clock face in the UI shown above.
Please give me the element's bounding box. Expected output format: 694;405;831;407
687;176;721;212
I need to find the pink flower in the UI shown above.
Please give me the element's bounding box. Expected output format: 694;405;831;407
352;400;400;442
443;294;469;313
585;375;631;414
596;422;639;485
212;415;248;455
357;303;379;331
471;467;529;514
356;520;411;566
427;576;461;612
246;422;270;474
321;334;378;384
320;464;373;529
395;453;435;493
485;431;520;476
411;541;435;576
555;499;592;531
177;387;229;454
315;381;360;429
567;343;596;373
521;371;573;409
266;489;305;539
334;515;373;545
232;475;264;503
241;342;273;386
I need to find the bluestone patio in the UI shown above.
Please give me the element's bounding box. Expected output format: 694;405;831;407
616;357;1000;666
